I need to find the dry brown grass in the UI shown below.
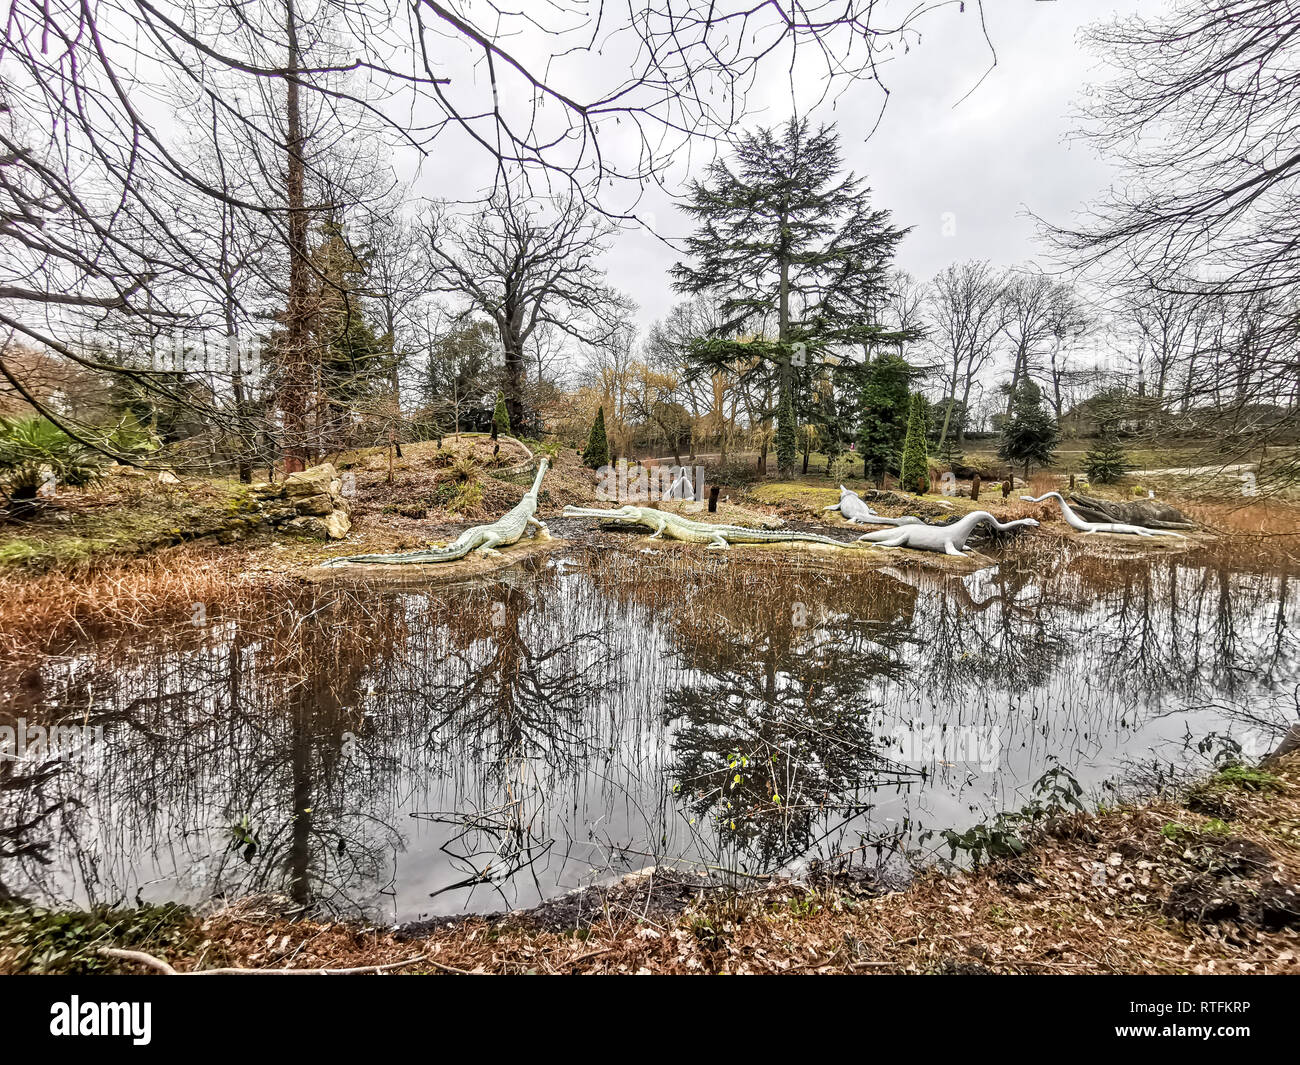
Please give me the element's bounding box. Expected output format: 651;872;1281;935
0;546;285;661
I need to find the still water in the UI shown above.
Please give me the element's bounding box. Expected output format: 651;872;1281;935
1;540;1295;922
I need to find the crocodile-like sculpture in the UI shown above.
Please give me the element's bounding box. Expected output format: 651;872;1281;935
322;459;551;566
823;485;921;526
855;510;1038;556
1020;492;1185;538
562;504;859;550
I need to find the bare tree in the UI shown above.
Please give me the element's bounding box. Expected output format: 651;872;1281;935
926;262;1008;451
422;191;624;433
1053;0;1300;471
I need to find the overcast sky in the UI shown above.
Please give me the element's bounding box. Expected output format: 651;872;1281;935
383;1;1152;344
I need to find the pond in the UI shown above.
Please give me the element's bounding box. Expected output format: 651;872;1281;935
1;536;1296;923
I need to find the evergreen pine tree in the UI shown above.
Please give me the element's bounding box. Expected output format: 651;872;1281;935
1082;391;1130;484
998;380;1060;481
857;354;912;486
584;406;610;469
898;392;929;494
492;389;510;439
671;119;912;478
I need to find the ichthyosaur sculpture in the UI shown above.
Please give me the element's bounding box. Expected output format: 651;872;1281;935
1020;492;1186;538
322;458;551;566
823;485;922;526
855;510;1039;556
562;504;860;550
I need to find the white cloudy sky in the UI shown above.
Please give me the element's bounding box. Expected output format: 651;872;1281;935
399;0;1146;332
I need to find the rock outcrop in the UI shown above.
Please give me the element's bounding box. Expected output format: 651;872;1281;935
247;464;352;539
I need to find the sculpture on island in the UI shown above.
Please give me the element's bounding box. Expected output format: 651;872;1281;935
823;485;922;526
562;504;860;551
322;458;550;566
1020;492;1186;538
855;511;1039;557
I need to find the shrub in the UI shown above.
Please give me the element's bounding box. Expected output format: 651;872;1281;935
0;416;105;511
491;390;511;439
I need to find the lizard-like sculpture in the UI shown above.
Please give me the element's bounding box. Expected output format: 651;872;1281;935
322;458;551;566
562;504;859;550
823;485;922;526
1020;492;1185;538
855;511;1038;556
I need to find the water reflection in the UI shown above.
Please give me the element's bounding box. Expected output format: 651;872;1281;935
1;544;1296;921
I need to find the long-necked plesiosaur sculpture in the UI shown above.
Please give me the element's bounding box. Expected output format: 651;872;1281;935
855;511;1038;556
1020;492;1185;538
322;458;550;566
823;485;922;526
562;504;860;550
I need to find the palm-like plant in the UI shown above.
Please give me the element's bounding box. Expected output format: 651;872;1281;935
0;416;105;509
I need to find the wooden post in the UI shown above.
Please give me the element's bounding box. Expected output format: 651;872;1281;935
971;474;980;502
708;485;720;513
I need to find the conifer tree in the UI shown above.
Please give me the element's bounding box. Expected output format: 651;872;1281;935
672;119;911;477
492;389;510;439
999;380;1060;481
857;354;912;486
898;392;930;494
584;406;610;469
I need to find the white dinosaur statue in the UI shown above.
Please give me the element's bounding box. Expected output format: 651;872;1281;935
856;511;1038;556
823;485;922;526
1020;492;1185;538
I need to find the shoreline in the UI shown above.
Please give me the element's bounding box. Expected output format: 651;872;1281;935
4;753;1296;974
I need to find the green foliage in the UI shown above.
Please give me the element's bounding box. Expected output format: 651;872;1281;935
315;219;394;409
1212;765;1283;792
0;416;106;503
898;392;930;494
492;389;511;438
1083;436;1129;484
927;764;1085;867
584;406;610;469
998;380;1060;478
1081;391;1130;484
672;119;912;349
0;903;198;974
857;354;912;485
775;384;797;475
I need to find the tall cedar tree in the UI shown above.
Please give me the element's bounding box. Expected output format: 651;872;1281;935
858;354;912;485
899;392;930;494
672;119;911;477
999;380;1060;481
584;406;610;469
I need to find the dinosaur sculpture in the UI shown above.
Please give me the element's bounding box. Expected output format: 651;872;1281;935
855;511;1038;556
823;485;922;526
562;504;860;550
1019;492;1186;538
322;458;551;566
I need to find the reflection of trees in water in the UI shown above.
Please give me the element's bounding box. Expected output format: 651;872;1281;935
1;545;1296;915
653;565;920;873
0;558;643;916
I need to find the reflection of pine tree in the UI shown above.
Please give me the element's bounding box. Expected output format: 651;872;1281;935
658;571;921;872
